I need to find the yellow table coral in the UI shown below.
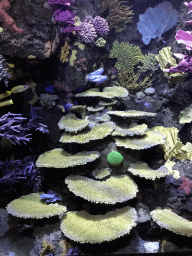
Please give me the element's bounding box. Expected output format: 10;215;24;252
59;122;115;144
36;148;100;168
65;175;138;204
60;206;137;243
6;193;67;219
151;208;192;237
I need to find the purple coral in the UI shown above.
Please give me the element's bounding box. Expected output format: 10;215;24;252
40;190;62;203
0;112;32;145
164;57;192;73
184;1;192;14
175;29;192;50
48;0;77;33
27;106;49;134
91;16;109;36
67;246;81;256
163;2;192;74
77;21;97;43
0;108;48;145
54;9;75;24
0;155;42;192
77;16;109;43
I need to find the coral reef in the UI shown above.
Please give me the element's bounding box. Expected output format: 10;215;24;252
3;0;192;255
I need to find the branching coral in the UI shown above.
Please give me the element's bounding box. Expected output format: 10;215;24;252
117;71;154;91
100;0;133;33
0;156;42;192
138;53;159;73
0;112;32;145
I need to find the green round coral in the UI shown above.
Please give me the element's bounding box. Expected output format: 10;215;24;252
107;151;123;166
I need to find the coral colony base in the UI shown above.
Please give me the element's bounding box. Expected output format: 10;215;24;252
2;0;192;255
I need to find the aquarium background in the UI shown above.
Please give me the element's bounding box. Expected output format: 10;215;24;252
1;0;192;255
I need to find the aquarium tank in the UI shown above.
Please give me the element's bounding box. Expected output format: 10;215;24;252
1;0;192;255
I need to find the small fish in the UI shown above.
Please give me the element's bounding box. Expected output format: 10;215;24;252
64;102;73;113
8;63;15;69
10;85;29;94
86;68;107;84
28;55;36;59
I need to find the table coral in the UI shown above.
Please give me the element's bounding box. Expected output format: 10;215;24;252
60;206;137;243
65;175;138;204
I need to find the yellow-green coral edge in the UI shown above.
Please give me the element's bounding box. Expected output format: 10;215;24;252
151;209;192;237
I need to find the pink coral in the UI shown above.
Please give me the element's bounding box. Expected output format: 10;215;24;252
179;175;192;195
175;30;192;50
0;0;23;33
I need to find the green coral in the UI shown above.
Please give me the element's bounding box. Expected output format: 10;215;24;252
107;151;124;166
95;37;106;47
138;53;159;73
109;41;144;74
